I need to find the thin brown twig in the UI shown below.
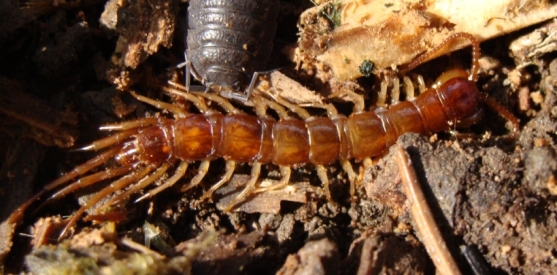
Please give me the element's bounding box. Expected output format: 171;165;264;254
395;145;462;275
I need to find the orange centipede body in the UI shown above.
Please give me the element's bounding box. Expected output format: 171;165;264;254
7;32;519;240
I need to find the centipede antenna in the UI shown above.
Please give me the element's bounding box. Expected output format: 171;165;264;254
135;161;189;203
224;162;261;212
201;160;236;201
99;118;159;131
396;146;462;275
58;165;153;240
76;129;139;151
481;95;520;140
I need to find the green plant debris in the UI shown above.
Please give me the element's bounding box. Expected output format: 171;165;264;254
359;59;375;77
318;1;342;28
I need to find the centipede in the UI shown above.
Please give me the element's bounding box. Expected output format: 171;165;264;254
7;32;519;240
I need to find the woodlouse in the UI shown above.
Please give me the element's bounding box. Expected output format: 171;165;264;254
184;0;280;101
8;32;519;240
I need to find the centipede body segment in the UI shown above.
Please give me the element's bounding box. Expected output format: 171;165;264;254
7;33;518;240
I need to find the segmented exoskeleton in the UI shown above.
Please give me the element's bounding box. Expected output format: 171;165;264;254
184;0;280;101
8;33;519;240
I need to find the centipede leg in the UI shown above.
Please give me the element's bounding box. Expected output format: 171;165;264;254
58;165;154;240
201;160;236;201
130;91;188;118
328;89;365;113
163;84;209;112
180;160;210;192
254;166;291;193
135;161;189;203
403;76;415;100
391;77;401;105
224;162;261;212
191;92;240;114
256;96;290;119
316;165;333;202
341;160;357;198
378;79;388;108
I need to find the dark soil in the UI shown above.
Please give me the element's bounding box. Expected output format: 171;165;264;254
1;0;557;274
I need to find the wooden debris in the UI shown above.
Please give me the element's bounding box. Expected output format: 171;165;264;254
297;0;557;81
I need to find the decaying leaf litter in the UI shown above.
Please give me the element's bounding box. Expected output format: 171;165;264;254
1;0;557;273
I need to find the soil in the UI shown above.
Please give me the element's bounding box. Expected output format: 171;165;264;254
1;0;557;274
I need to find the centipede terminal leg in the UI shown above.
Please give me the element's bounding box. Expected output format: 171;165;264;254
101;162;173;208
58;165;155;239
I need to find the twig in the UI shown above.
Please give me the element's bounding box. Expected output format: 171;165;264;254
395;145;462;275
